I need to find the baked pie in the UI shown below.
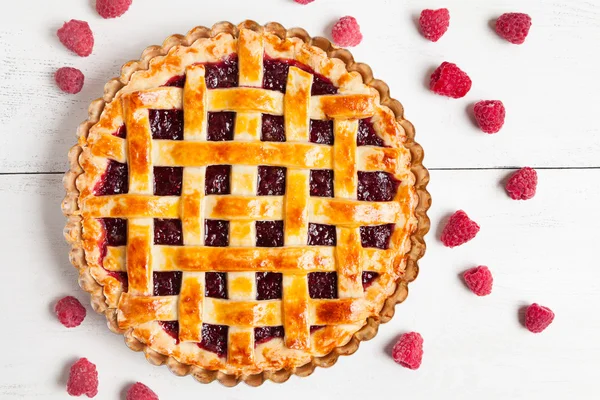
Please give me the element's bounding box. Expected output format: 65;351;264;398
62;21;430;386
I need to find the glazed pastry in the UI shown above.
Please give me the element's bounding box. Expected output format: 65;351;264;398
62;21;430;386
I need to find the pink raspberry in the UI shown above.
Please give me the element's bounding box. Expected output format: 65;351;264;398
474;100;506;134
496;13;532;44
126;382;159;400
463;266;493;296
525;303;554;333
96;0;133;19
293;0;314;4
57;20;94;57
430;62;472;99
55;296;86;327
441;210;480;248
505;167;537;200
66;358;98;398
392;332;424;370
331;16;363;47
419;8;450;42
55;67;85;94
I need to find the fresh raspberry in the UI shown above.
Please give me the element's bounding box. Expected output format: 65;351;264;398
57;20;94;57
66;358;98;398
55;296;86;327
55;67;85;94
525;303;554;333
294;0;314;4
441;210;480;248
392;332;424;370
126;382;159;400
419;8;450;42
474;100;505;134
96;0;133;19
463;266;493;296
495;13;532;45
505;167;537;200
331;16;363;47
430;62;472;99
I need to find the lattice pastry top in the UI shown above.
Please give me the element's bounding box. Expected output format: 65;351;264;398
63;21;430;386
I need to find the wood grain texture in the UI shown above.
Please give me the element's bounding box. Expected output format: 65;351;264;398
1;0;599;398
2;171;598;399
0;0;599;172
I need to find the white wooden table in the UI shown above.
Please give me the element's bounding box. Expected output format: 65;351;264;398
1;1;599;398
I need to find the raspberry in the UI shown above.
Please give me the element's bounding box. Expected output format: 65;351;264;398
294;0;314;4
392;332;424;370
55;67;85;94
419;8;450;42
463;266;493;296
495;13;532;45
126;382;159;400
505;167;537;200
96;0;133;19
57;20;94;57
331;16;363;47
441;210;480;248
55;296;86;327
66;358;98;398
430;62;472;99
525;303;554;333
474;100;505;134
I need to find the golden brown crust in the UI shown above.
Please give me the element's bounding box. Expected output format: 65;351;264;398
62;20;431;386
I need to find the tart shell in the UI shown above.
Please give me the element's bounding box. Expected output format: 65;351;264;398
62;20;431;386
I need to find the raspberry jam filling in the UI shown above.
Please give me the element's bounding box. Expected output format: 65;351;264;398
307;223;337;246
109;271;128;292
207;112;235;141
357;171;399;202
149;109;183;140
362;271;380;289
154;219;183;245
357;118;384;147
263;57;338;95
256;272;283;300
360;224;395;249
94;160;128;195
261;114;285;142
204;219;229;247
205;165;231;195
164;75;186;88
257;166;286;195
198;324;228;357
113;125;126;138
160;322;229;358
153;167;183;196
254;326;284;346
102;218;127;246
308;272;338;299
159;321;180;343
205;55;239;89
310;120;334;145
153;272;182;296
309;169;334;197
312;74;338;96
255;221;284;247
99;218;128;290
163;55;239;89
205;272;227;299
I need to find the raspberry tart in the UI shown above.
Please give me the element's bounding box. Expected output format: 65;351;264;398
62;21;430;386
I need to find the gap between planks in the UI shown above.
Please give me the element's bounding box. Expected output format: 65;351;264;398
1;166;600;176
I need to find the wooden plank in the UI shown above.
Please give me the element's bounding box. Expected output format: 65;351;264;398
1;169;598;398
0;0;599;172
